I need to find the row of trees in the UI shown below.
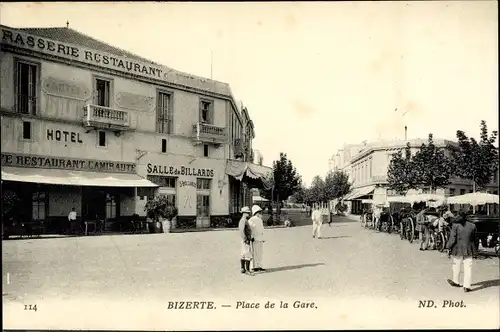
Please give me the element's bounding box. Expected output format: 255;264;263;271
387;120;498;195
291;170;352;207
257;152;352;216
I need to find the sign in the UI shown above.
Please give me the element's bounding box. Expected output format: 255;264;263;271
116;92;154;112
46;129;83;144
43;77;90;101
179;180;197;188
1;27;219;93
1;152;136;174
147;163;214;178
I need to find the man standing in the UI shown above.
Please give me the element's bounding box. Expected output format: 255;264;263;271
248;205;266;272
446;211;478;292
67;207;77;234
312;207;323;239
238;206;254;275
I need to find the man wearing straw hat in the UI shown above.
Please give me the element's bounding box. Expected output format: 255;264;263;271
248;205;266;272
238;206;254;275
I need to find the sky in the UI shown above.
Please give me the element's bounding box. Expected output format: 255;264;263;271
1;1;497;186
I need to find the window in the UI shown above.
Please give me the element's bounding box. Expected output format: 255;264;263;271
137;187;155;200
197;178;211;190
16;61;38;114
105;194;116;219
200;99;213;123
449;188;456;196
460;189;466;195
203;144;209;157
147;175;176;188
32;192;46;220
157;91;172;134
98;131;106;147
22;121;32;140
95;78;111;107
161;139;167;153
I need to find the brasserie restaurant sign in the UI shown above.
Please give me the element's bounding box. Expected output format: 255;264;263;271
1;152;136;174
147;163;214;178
1;27;166;81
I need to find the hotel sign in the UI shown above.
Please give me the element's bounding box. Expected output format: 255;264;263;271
1;153;136;174
1;27;168;82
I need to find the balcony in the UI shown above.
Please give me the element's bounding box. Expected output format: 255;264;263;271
83;104;131;132
192;122;227;146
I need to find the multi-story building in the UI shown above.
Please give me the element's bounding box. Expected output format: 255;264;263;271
0;25;272;232
340;138;499;214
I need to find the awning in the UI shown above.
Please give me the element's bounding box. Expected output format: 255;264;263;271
1;167;158;187
225;160;274;190
343;190;358;201
349;185;376;200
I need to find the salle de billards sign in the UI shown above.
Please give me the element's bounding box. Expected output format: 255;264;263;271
147;163;214;178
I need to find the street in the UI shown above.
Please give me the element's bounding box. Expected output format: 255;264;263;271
3;215;499;330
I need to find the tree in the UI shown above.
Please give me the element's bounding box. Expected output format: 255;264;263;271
324;170;352;201
412;133;454;192
309;175;326;204
290;185;311;205
387;142;419;195
260;152;302;218
447;120;499;191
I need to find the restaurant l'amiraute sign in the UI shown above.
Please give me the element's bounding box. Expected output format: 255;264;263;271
1;153;136;174
1;27;166;81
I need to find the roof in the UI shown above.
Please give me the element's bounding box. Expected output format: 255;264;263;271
20;27;159;65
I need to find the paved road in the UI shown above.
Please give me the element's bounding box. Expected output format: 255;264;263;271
3;216;499;329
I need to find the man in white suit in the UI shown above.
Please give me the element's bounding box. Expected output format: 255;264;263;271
312;208;323;239
248;205;266;272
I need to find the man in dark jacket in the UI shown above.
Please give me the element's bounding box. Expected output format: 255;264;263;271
445;211;478;292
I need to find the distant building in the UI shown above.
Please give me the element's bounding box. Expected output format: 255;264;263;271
331;138;499;215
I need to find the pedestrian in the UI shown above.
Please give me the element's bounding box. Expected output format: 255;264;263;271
312;207;323;239
238;206;254;275
248;205;266;272
445;211;478;292
373;204;382;230
67;207;77;234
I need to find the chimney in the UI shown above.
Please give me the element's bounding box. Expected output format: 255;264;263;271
404;125;407;141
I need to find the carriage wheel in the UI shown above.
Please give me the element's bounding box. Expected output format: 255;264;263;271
407;218;415;243
496;245;500;258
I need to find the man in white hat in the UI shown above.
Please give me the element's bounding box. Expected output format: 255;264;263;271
238;206;254;275
248;205;266;272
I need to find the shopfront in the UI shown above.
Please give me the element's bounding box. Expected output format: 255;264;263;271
1;152;157;233
138;153;229;228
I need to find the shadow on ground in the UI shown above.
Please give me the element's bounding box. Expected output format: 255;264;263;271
264;263;325;273
471;278;500;292
319;236;351;240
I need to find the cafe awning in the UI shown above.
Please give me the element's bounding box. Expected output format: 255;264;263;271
225;160;274;190
1;167;158;187
345;185;376;201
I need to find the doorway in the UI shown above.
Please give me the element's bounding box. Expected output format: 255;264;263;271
82;187;106;220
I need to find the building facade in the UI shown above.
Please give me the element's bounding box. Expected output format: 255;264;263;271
0;25;272;232
334;139;499;215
